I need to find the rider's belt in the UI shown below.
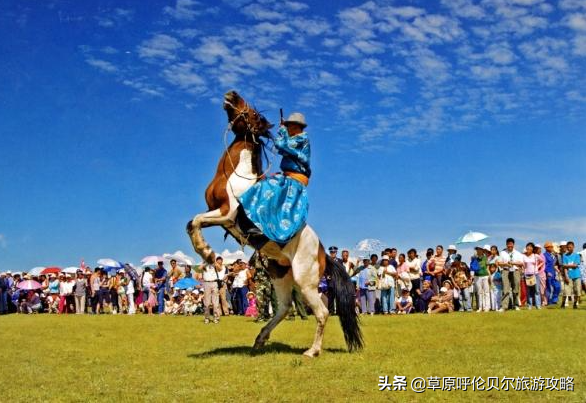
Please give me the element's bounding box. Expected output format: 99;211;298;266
284;171;309;186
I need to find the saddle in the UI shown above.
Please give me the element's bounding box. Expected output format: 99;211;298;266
234;205;271;250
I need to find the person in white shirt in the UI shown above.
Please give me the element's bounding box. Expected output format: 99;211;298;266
125;272;136;314
377;256;396;314
199;257;223;324
497;238;524;311
141;268;153;306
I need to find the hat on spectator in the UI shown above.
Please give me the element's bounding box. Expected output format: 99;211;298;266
534;244;542;249
483;244;491;252
560;241;568;246
380;255;389;261
440;287;447;293
284;112;307;128
328;246;338;253
6;271;12;275
447;245;457;251
0;272;5;277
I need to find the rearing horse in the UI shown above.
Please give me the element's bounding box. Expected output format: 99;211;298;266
187;90;362;357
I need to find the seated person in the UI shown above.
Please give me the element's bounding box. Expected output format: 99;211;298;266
428;285;454;314
395;288;414;314
415;280;435;313
19;291;42;314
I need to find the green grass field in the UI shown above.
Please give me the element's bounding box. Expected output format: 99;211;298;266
0;309;584;402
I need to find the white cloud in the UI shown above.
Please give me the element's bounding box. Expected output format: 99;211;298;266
242;3;284;20
573;35;586;55
138;34;183;60
560;0;586;10
282;1;309;12
566;13;586;31
164;0;201;20
162;62;205;90
86;58;118;73
122;79;163;97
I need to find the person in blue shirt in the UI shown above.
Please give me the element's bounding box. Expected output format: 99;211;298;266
543;242;561;305
0;273;8;314
154;261;168;314
239;112;310;244
561;241;581;309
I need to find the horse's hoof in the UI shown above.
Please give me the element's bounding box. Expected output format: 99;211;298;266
302;348;320;358
253;335;266;350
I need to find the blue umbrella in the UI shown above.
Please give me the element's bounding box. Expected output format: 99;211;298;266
174;277;200;290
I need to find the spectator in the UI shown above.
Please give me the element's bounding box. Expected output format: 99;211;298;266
497;238;524;312
0;272;8;315
406;249;422;310
488;259;502;311
452;261;472;312
396;253;411;291
154;261;168;315
431;245;446;292
377;256;396;314
245;291;258;317
395;288;413;314
522;242;539;310
19;290;42;314
200;258;223;324
231;259;250;315
74;271;87;314
98;270;111;314
534;244;546;306
415;280;435;313
124;271;136;315
428;285;454;314
543;242;561;305
141;267;153;308
357;258;377;315
474;245;491;312
561;241;581;309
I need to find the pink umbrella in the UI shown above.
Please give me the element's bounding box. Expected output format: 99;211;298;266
17;280;43;290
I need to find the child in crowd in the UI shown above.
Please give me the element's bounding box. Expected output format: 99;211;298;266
395;288;413;314
489;263;502;311
245;291;258;317
146;282;157;315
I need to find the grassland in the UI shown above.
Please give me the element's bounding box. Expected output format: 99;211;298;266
0;308;584;402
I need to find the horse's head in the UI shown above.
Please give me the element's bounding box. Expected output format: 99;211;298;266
223;90;273;140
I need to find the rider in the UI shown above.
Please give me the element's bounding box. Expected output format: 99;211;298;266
238;112;310;245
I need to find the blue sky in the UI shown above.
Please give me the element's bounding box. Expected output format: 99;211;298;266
1;0;586;270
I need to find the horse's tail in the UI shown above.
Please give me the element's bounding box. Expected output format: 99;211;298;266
326;255;363;352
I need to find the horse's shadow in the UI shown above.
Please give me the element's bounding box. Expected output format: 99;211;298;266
188;342;346;358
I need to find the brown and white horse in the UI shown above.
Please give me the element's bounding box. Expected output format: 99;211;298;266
187;91;362;357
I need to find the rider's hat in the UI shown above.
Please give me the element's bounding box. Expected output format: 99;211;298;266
284;112;307;128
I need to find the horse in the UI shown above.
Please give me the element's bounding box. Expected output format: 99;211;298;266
187;90;362;357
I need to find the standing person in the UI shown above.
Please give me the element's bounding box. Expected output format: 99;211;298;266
141;267;153;310
154;261;168;315
474;246;491;312
109;271;122;314
421;249;435;285
59;274;74;314
73;271;87;314
89;268;100;314
534;244;546;306
431;246;447;292
451;261;472;312
250;252;275;322
543;242;561;305
522;243;539;310
497;238;524;311
357;258;377;315
184;265;193;279
581;243;586;294
199;259;222;324
125;271;136;315
216;259;231;316
377;256;396;314
341;250;355;276
488;260;502;311
445;245;460;272
231;259;250;315
0;272;8;315
396;253;411;291
98;270;111;314
561;241;581;309
406;249;422;310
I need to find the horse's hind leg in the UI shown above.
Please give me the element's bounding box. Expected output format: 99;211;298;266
187;209;235;264
299;284;329;358
253;272;293;349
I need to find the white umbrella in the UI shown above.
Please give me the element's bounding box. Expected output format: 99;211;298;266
97;258;123;268
456;231;489;244
28;267;46;276
141;255;164;266
63;266;81;274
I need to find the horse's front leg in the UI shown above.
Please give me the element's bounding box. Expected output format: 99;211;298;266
186;209;235;264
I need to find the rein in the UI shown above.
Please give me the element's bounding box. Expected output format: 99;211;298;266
222;102;275;183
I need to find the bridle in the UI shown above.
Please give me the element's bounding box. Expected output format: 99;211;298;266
222;100;274;183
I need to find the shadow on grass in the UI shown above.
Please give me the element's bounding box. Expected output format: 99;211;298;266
188;342;347;358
